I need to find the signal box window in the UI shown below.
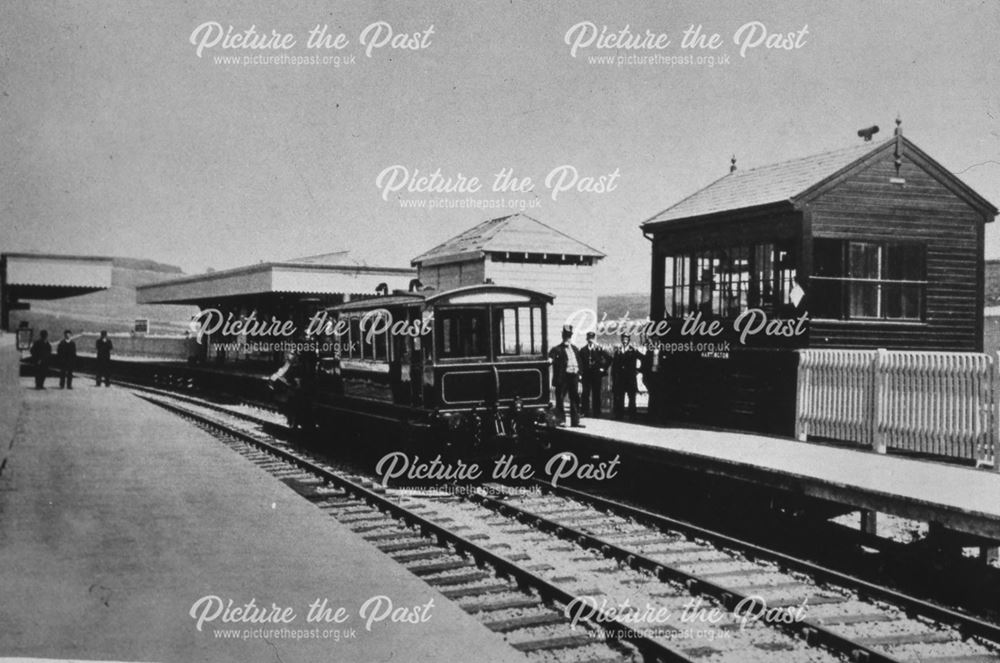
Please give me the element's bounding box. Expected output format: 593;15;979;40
663;242;797;318
811;239;925;321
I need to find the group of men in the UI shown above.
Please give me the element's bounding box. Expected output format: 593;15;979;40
548;325;643;428
28;329;114;390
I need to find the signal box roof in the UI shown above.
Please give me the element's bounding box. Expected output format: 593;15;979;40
642;135;997;228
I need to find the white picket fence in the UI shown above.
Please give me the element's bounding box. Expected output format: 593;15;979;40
796;349;999;470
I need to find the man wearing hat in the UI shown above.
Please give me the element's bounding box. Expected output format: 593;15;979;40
548;325;584;428
579;331;609;418
611;332;642;420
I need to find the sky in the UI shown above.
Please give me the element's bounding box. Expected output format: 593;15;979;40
1;0;998;294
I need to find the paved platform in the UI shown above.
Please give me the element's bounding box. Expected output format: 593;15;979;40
0;355;522;662
558;418;1000;541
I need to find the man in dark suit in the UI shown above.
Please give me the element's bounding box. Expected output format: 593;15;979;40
95;330;113;387
579;331;608;418
548;325;584;428
30;330;52;390
611;333;642;420
57;329;77;389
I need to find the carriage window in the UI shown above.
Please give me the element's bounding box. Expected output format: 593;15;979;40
365;310;390;361
523;306;542;354
499;308;519;354
436;308;489;358
372;328;388;361
531;307;542;352
495;306;544;357
349;317;361;359
363;326;374;359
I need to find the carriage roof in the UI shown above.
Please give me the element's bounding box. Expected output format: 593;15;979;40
328;284;553;314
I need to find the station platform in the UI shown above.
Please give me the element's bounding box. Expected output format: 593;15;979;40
0;339;522;662
556;418;1000;541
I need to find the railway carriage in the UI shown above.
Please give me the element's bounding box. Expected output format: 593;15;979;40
307;284;558;455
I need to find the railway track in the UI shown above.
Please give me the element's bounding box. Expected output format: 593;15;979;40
464;482;1000;663
134;388;1000;663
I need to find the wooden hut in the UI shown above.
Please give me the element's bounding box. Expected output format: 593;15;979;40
412;214;605;348
641;123;997;435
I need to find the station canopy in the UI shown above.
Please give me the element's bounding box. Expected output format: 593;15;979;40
2;252;113;300
135;252;417;307
1;252;114;330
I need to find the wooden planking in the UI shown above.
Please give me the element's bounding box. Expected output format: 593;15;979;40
641;143;991;434
418;256;598;349
419;261;487;293
808;152;983;351
487;258;597;348
651;210;799;255
647;350;799;436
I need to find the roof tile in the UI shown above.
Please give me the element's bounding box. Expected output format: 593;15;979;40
643;139;891;225
411;213;604;265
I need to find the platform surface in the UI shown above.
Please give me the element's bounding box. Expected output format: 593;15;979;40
0;349;522;662
561;417;1000;540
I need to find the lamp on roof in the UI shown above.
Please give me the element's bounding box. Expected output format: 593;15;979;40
857;125;879;142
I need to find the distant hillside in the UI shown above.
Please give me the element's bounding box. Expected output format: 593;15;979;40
597;292;649;320
10;258;197;335
111;256;184;273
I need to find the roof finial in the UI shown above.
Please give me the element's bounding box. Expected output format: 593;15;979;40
894;114;903;176
730;155;737;173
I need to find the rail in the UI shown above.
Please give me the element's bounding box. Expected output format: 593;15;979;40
139;393;695;663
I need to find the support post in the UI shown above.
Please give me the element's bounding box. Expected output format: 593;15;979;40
860;510;878;536
872;348;888;454
795;351;808;441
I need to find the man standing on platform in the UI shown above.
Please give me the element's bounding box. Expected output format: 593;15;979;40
57;330;77;389
30;330;52;390
95;330;113;387
549;325;585;428
611;332;641;420
579;331;608;418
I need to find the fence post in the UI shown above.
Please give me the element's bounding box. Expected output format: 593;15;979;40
872;348;887;454
795;350;807;441
994;352;1000;473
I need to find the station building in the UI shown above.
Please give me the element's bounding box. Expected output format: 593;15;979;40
641;123;998;435
411;214;605;348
